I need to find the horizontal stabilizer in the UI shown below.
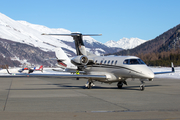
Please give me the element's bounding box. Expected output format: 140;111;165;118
42;33;102;36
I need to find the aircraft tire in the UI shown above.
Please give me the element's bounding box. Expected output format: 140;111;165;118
117;82;123;89
140;85;145;91
88;82;92;89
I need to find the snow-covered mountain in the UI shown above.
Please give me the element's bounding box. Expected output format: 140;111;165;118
0;12;146;66
0;12;122;57
105;37;146;49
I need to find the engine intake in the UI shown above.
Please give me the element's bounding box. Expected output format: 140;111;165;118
71;55;89;66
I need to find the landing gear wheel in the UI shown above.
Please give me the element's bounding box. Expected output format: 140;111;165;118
140;85;145;91
117;82;123;89
87;82;92;89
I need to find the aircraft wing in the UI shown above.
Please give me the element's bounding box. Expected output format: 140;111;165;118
154;62;175;75
0;73;106;79
29;74;106;79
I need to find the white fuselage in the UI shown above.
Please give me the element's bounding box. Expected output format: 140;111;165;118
84;55;154;82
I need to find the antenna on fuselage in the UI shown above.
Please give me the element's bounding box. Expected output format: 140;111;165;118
42;33;102;56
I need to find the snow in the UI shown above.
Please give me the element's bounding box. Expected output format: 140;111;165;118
0;12;100;55
105;37;146;49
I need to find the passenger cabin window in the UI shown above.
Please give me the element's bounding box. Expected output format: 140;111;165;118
104;60;107;64
123;59;145;65
115;60;117;65
111;60;114;65
100;60;103;64
107;60;110;64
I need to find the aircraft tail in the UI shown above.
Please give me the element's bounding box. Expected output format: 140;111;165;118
35;65;43;72
55;48;71;68
42;33;101;56
42;33;101;70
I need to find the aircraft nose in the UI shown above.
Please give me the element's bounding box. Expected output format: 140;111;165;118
147;72;154;79
142;66;155;79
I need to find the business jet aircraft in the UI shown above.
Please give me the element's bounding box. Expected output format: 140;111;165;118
18;65;43;73
41;33;174;90
1;33;175;91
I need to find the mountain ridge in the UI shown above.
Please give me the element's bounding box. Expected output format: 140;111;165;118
105;37;146;49
112;23;180;66
113;23;180;55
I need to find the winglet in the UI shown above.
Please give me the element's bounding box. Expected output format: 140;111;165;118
171;62;175;72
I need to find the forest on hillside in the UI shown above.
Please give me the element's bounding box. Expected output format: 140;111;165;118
137;49;180;67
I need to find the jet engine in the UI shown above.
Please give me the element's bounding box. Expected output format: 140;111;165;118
71;55;89;66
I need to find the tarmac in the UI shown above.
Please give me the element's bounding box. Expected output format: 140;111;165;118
0;77;180;120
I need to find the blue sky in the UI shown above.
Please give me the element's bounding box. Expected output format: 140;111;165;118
0;0;180;43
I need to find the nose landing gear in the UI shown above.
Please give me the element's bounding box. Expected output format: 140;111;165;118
140;80;145;91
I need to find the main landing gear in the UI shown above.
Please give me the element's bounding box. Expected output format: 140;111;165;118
117;81;127;89
85;79;95;89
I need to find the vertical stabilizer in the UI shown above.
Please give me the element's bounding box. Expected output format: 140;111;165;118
71;33;87;55
55;48;71;68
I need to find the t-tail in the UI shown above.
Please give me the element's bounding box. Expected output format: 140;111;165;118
42;33;102;56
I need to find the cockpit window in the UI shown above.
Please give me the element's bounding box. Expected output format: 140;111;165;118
129;59;140;64
138;59;145;64
123;59;129;64
123;59;145;65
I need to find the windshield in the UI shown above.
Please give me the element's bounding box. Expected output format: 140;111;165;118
123;59;145;65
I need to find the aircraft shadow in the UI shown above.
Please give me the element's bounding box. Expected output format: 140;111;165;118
8;84;161;91
120;85;161;91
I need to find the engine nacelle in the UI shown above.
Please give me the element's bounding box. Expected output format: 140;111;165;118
71;55;89;66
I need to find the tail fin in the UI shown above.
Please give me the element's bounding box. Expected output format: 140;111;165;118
35;65;43;72
71;33;87;55
55;48;71;68
38;65;43;72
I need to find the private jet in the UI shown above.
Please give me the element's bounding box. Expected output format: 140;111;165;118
18;65;43;73
41;33;174;90
1;33;175;91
